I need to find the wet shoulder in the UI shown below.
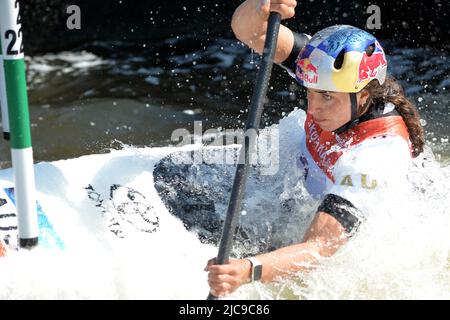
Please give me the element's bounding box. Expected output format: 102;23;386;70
333;135;412;179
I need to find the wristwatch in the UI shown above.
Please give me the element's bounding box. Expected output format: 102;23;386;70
246;257;263;282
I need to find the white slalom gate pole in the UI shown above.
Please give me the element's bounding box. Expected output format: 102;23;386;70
0;33;10;140
0;0;39;248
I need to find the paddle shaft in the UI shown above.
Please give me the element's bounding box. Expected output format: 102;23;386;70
207;12;281;300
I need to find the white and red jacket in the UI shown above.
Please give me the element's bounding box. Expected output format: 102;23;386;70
279;32;414;233
296;103;413;233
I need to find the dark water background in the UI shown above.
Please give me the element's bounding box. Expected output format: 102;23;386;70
0;37;449;168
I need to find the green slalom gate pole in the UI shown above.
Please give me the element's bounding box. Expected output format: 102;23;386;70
0;36;10;140
0;0;39;248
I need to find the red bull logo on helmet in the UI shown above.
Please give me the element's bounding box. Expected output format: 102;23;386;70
297;58;318;84
357;49;387;84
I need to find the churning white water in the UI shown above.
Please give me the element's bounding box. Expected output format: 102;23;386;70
0;109;449;299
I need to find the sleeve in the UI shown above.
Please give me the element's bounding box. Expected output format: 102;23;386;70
278;32;311;78
317;194;361;235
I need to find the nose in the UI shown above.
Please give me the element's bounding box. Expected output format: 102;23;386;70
306;92;321;116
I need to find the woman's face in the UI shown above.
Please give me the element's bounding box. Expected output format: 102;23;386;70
306;89;368;131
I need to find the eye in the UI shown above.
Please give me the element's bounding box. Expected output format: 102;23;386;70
322;93;332;101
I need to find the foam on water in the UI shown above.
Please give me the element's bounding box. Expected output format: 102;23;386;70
0;109;448;299
229;112;450;300
0;146;218;299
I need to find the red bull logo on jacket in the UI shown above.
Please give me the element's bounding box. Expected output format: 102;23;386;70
297;58;318;84
357;49;387;84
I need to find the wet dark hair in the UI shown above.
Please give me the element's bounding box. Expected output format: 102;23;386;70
330;42;424;156
334;43;424;157
361;77;425;157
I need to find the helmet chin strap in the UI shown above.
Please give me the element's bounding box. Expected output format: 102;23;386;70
333;93;359;135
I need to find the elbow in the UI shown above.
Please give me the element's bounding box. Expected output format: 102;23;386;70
231;10;243;42
231;7;252;43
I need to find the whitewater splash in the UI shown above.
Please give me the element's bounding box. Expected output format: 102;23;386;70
0;109;449;299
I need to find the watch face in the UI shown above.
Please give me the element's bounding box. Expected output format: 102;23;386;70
253;264;262;281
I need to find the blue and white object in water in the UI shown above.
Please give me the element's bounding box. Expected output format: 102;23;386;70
0;187;64;255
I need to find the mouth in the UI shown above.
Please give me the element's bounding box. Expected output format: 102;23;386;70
313;117;327;123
